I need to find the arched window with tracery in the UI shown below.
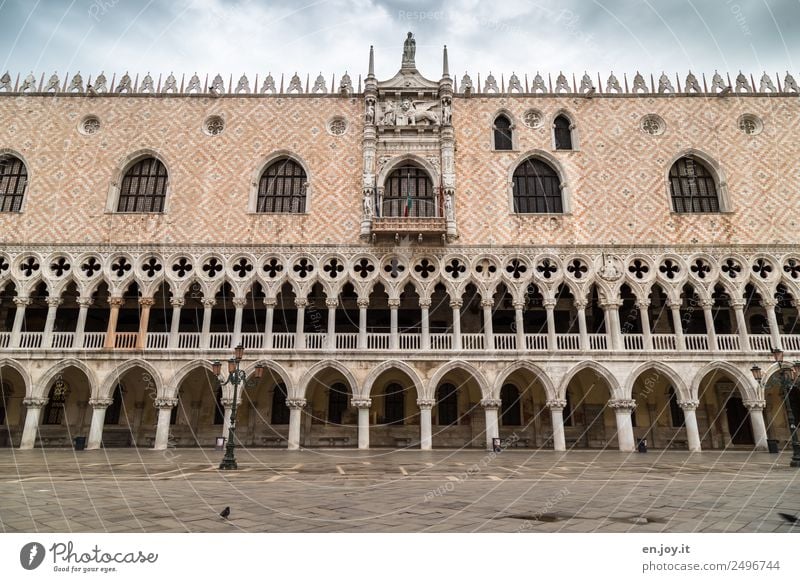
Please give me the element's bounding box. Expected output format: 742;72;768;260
669;156;720;213
382;163;435;218
493;114;513;150
256;158;307;213
0;154;28;212
437;383;459;425
553;115;573;150
117;157;168;212
512;158;563;213
500;384;522;426
43;377;69;425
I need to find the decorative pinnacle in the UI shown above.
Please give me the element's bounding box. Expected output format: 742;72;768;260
442;45;449;78
368;45;374;78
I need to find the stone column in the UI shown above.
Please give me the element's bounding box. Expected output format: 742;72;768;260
42;297;62;348
103;296;124;349
221;397;235;439
574;299;589;351
10;296;31;348
420;298;431;350
679;399;702;452
667;299;686;350
481;398;501;451
153;397;178;450
86;398;114;449
388;298;400;350
74;297;93;348
168;298;184;349
701;299;717;351
744;400;769;451
609;399;637;451
762;299;782;351
543;298;557;351
231;297;247;348
286;398;306;450
325;298;338;350
451;299;463;351
547;399;567;451
417;398;434;450
352;398;372;449
357;298;369;349
201;298;215;349
513;301;526;351
731;299;750;351
294;298;307;350
636;300;652;351
481;298;494;351
136;297;154;349
263;298;276;350
20;397;47;449
601;300;622;350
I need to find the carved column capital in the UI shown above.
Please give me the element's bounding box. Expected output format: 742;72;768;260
154;397;179;409
546;399;568;410
608;399;637;411
599;299;622;309
294;298;309;309
730;299;746;309
700;299;714;309
542;298;558;309
138;297;155;308
760;299;777;309
480;398;502;409
108;296;124;308
666;299;682;310
416;398;435;409
387;298;401;309
418;298;432;308
77;297;94;308
357;298;370;308
88;397;114;409
743;399;767;411
480;299;494;309
46;297;64;308
263;297;277;308
23;397;48;408
220;397;237;408
169;298;185;308
326;298;340;308
351;398;373;409
573;299;588;310
232;298;248;309
678;399;700;411
201;298;216;308
286;398;307;409
512;301;526;310
13;296;32;307
635;300;650;310
450;299;463;309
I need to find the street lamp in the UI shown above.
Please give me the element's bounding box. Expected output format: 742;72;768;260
750;348;800;467
212;345;264;470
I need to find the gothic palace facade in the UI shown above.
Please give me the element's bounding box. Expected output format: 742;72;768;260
0;35;799;453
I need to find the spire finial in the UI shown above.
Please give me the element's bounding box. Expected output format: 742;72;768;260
368;45;374;78
442;45;449;78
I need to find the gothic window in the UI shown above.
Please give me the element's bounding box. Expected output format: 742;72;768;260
500;384;522;426
668;387;685;427
383;163;435;218
512;158;563;213
493;114;513;150
43;378;69;425
0;154;27;212
117;157;168;212
328;383;349;424
384;383;405;425
553;115;573;150
669;156;720;213
270;383;290;425
563;390;573;427
437;383;459;425
256;158;307;213
213;386;224;425
105;384;124;425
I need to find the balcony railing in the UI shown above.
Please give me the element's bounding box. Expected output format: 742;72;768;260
2;330;798;354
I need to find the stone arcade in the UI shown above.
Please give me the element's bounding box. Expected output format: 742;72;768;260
0;35;799;453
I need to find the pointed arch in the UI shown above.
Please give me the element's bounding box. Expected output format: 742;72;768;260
690;361;757;401
427;360;490;400
35;358;98;399
0;358;32;397
249;150;312;213
623;361;689;402
492;361;556;400
99;359;163;400
557;361;620;400
298;359;359;400
363;359;425;400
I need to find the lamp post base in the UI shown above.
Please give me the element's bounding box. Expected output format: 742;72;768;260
790;457;800;468
219;456;238;470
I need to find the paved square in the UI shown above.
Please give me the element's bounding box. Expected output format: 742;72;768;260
1;448;798;533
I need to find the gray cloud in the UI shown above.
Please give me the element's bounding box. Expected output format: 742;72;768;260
0;0;796;84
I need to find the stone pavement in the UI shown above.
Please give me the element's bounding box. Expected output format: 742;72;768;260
0;447;798;533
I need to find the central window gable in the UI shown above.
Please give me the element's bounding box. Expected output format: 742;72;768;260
383;163;436;217
256;158;308;213
512;157;563;213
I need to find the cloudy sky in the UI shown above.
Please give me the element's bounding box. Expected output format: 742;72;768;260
0;0;796;86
